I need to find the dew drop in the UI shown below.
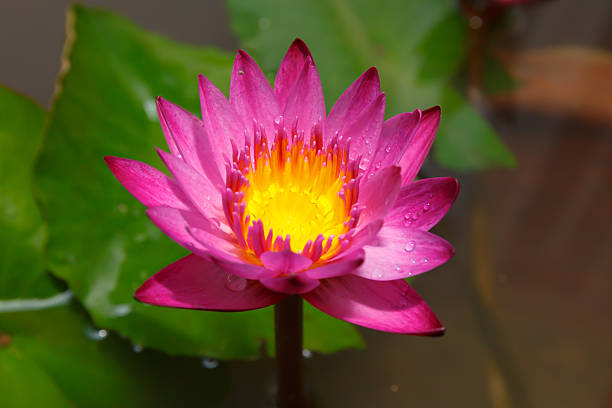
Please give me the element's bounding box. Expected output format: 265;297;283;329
375;162;382;169
225;274;247;291
201;358;219;369
423;202;431;212
410;258;417;265
238;69;245;75
385;145;392;153
422;258;429;264
132;344;143;353
177;154;183;159
302;349;313;359
376;273;383;279
394;266;401;272
85;327;108;341
404;240;416;252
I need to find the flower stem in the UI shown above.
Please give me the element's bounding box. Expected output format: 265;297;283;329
274;295;305;408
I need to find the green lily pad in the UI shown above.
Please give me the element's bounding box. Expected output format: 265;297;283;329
34;5;363;359
226;0;516;170
0;85;58;300
0;304;230;407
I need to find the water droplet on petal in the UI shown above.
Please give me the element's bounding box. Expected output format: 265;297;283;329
376;273;383;279
375;162;382;169
423;202;431;212
225;274;247;291
201;358;219;369
404;240;416;252
410;258;417;265
238;69;245;75
385;146;392;153
422;258;429;264
177;154;183;159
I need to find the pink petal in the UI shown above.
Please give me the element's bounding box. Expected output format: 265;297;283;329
344;93;386;167
399;106;441;184
157;148;222;219
146;206;231;255
260;274;320;295
104;157;193;210
156;97;224;187
367;110;421;174
198;74;247;148
385;177;459;231
325;67;381;144
303;249;365;279
354;225;454;281
230;50;280;137
274;39;313;110
339;220;384;258
283;57;325;138
135;254;285;311
358;165;401;226
302;275;444;335
260;249;313;273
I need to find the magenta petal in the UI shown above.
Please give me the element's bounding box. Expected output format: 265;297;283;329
283;57;325;137
146;207;230;255
230;50;280;137
198;74;247;148
274;39;313;110
368;110;421;174
358;165;401;226
135;254;285;311
302;275;444;335
104;157;192;211
325;67;381;144
303;249;365;279
385;177;459;231
355;225;454;281
156;97;224;187
260;249;313;273
260;274;320;295
398;106;441;184
344;93;386;166
157;148;222;219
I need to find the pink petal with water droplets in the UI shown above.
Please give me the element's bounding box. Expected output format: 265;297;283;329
354;225;454;281
367;110;421;174
104;157;193;211
198;74;247;148
260;274;320;295
135;254;285;311
274;39;313;110
325;67;381;144
344;93;385;166
399;106;441;184
230;50;280;138
358;166;401;226
303;249;365;279
302;275;444;335
283;57;325;137
146;206;231;256
157;148;222;219
386;177;459;231
260;249;313;273
156;97;224;187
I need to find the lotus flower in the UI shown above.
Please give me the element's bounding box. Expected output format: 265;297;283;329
105;39;458;335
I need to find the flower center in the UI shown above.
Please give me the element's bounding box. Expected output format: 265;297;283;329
223;121;361;261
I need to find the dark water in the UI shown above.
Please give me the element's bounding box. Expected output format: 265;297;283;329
1;0;610;407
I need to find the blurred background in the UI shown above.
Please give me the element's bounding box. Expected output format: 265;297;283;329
1;0;611;407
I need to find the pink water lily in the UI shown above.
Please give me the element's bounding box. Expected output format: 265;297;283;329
105;39;457;336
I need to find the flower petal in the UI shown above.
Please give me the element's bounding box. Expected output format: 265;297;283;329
274;39;313;110
302;275;444;335
358;165;401;226
354;225;454;281
146;207;230;255
104;157;193;210
198;74;247;148
385;177;459;231
260;274;320;295
367;110;421;174
156;97;225;188
344;93;386;166
135;254;285;311
157;148;222;219
260;249;313;273
303;249;365;279
283;57;325;137
325;67;381;144
398;106;441;184
230;50;280;137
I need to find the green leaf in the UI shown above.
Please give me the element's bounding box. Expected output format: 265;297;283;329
34;5;363;359
226;0;516;170
0;86;57;300
0;304;230;407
